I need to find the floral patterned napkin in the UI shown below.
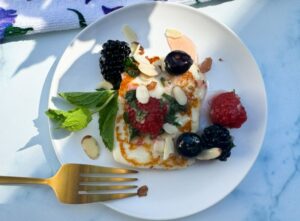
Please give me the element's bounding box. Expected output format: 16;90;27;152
0;0;200;43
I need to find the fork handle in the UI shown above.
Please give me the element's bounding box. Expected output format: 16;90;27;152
0;176;48;185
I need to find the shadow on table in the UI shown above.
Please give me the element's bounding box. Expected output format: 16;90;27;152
17;57;62;171
14;30;80;171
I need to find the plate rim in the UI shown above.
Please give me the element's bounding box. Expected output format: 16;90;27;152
47;2;268;220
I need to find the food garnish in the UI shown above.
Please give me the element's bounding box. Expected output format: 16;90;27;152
175;124;235;161
81;135;100;160
98;92;118;150
209;91;247;128
99;40;131;89
176;132;203;157
196;148;222;160
46;108;92;132
164;50;193;75
201;124;235;161
137;185;148;197
199;57;212;73
46;90;118;151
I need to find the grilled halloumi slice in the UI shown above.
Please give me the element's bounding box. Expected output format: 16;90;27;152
112;60;207;169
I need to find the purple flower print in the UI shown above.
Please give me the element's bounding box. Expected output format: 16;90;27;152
102;5;123;14
0;8;17;40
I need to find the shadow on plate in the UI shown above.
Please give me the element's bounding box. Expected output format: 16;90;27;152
17;3;155;170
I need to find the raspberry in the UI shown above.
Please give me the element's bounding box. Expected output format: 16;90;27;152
209;91;247;128
126;97;167;138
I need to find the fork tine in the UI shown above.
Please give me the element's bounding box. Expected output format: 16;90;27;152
73;164;138;174
80;177;138;182
79;185;138;191
78;193;137;203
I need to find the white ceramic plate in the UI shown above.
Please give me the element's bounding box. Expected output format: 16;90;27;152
48;2;267;220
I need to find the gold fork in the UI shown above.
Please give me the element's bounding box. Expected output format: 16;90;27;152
0;163;138;203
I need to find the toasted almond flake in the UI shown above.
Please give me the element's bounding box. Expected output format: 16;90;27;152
136;85;150;104
165;28;182;39
138;63;159;77
163;136;175;160
199;57;213;73
153;139;165;157
122;25;138;43
196;148;222;160
148;81;164;99
163;123;178;135
173;86;187;105
139;73;152;82
133;46;150;64
96;80;113;90
81;135;100;160
189;64;203;81
130;41;139;54
146;81;157;91
137;185;148;197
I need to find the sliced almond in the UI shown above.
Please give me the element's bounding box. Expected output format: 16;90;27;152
133;46;150;64
153;139;165;157
163;136;175;161
122;25;138;43
138;63;159;77
196;148;222;160
137;185;148;197
198;84;207;99
199;57;213;73
173;86;187;105
146;81;157;91
96;80;113;90
130;41;139;54
136;85;150;104
189;64;203;81
148;81;165;99
163;123;178;135
81;135;100;160
165;28;182;39
139;73;153;82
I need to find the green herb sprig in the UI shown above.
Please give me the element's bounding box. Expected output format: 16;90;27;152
46;89;118;151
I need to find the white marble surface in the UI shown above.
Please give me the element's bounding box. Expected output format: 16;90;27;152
1;0;299;220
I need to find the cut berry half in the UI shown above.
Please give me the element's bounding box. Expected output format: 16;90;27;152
99;40;131;89
209;91;247;128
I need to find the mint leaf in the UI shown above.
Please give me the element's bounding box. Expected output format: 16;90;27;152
129;126;139;140
125;90;137;109
45;109;66;124
165;114;181;126
124;57;140;77
98;93;119;151
162;93;186;113
46;108;92;131
160;77;166;87
162;93;187;126
59;90;115;108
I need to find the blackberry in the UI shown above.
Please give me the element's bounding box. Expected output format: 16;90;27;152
201;124;235;161
99;40;131;89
